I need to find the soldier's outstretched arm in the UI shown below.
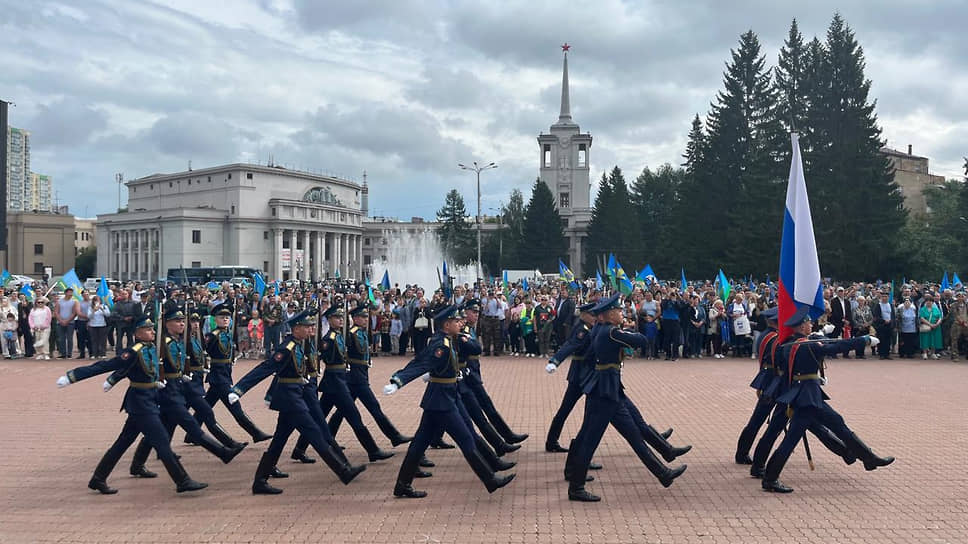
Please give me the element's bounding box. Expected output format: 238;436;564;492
232;352;285;397
61;354;133;386
609;327;651;351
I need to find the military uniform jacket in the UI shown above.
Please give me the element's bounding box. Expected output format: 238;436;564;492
749;328;780;394
459;325;484;386
775;333;868;410
232;336;307;413
551;321;593;384
345;325;371;385
318;329;350;394
582;325;650;402
264;303;284;326
154;333;188;408
391;331;461;412
185;334;207;397
66;343;162;415
204;328;235;387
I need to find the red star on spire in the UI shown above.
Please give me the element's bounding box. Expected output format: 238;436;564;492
561;43;570;52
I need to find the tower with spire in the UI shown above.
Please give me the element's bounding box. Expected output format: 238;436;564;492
538;43;592;274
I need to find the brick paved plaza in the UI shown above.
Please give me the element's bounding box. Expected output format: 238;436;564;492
1;354;965;543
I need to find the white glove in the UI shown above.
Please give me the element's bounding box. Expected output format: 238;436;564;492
264;399;271;407
421;372;430;383
155;380;166;390
868;335;880;347
228;392;240;404
102;380;113;392
545;362;558;374
822;324;835;335
383;383;399;395
181;374;193;383
56;375;70;388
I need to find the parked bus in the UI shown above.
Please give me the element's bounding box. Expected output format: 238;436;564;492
167;266;262;286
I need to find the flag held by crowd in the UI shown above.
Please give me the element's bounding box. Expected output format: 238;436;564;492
717;269;731;302
0;269;10;287
97;276;114;309
940;272;950;292
58;268;84;300
778;133;825;341
380;270;391;291
254;272;267;297
558;259;579;291
21;283;35;302
680;268;688;294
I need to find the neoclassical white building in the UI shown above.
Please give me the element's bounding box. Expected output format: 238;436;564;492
96;164;367;282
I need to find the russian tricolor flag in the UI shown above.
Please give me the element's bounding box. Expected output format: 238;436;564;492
778;133;825;341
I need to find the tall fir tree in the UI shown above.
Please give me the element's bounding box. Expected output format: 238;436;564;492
500;188;527;266
675;115;711;271
701;30;786;276
631;164;685;273
520;178;567;272
775;19;808;134
583;167;637;273
435;189;475;266
803;15;905;279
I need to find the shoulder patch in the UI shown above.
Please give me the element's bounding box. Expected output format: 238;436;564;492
577;330;586;339
434;347;446;358
328;331;337;339
131;343;143;353
120;350;133;360
164;337;173;344
349;325;359;333
321;340;330;349
274;351;286;362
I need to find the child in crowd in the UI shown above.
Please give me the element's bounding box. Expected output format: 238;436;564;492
389;309;403;355
247;310;264;359
3;313;19;359
378;310;392;355
642;314;659;360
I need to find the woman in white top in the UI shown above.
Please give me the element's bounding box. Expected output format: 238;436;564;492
29;297;53;360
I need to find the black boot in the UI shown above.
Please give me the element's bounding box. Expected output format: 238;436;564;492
391;434;413;447
291;447;316;464
635;445;687;488
475;436;516;472
419;456;435;468
316;444;366;484
750;464;765;479
762;479;794;493
415;470;433;478
642;424;692;463
161;455;207;493
493;440;521;457
545;441;569;453
354;426;395;462
234;409;273;443
429;438;455;449
129;437;156;478
209;422;248;450
761;451;793;493
89;453;121;494
196;433;246;464
253;453;284;494
660;428;673;439
735;422;760;464
564;441;598;501
393;448;428;498
269;466;289;478
843;432;895;471
465;449;515;494
488;410;528;444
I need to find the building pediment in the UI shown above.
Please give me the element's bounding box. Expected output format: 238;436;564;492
303;186;343;206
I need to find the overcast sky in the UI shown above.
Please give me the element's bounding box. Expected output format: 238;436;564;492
2;0;965;219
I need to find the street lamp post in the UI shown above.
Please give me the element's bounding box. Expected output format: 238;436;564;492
458;161;497;282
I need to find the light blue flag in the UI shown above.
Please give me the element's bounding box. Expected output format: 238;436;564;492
941;271;950;292
680;268;688;294
0;269;10;287
97;276;114;309
595;270;604;290
61;268;84;300
522;277;529;292
380;271;390;291
953;273;962;287
253;272;267;297
21;283;35;302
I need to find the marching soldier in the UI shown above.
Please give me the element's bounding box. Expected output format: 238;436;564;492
292;306;394;463
55;317;208;495
202;303;272;443
128;309;246;477
735;307;781;464
545;302;599;452
384;305;515;498
566;294;687;502
227;309;367;494
761;306;894;493
328;305;412;447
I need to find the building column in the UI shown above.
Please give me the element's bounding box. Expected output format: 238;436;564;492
300;229;310;281
334;233;343;278
314;231;323;281
347;235;355;279
273;228;283;281
126;230;133;282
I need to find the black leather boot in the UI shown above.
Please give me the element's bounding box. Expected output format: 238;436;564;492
430;438;455;449
642;424;692;463
419;456;435;468
475;436;516;472
809;424;856;466
129;437;157;478
209;422;248;450
89;453;121;494
488;410;528;444
465;448;515;493
635;445;687;488
233;408;273;443
291;447;316;464
354;426;394;461
660;428;673;439
391;433;413;447
253;453;283;494
545;441;569;453
196;433;246;464
393;448;428;498
761;452;793;493
316;444;366;484
269;466;289;478
161;455;207;493
843;432;895;471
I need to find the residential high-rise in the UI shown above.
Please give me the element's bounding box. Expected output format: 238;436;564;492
28;172;53;212
5;126;30;211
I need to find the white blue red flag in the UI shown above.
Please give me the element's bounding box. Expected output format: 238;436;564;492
778;133;824;341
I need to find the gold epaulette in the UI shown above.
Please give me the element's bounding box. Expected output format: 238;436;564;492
131;343;144;352
443;337;451;348
328;331;338;339
286;340;296;351
164;337;172;344
349;325;359;333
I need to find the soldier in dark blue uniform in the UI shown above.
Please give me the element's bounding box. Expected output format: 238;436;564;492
127;309;246;477
566;294;688;502
202;303;272;443
384;305;515;499
761;306;895;493
292;306;394;463
458;299;528;446
735;307;781;464
55;317;207;494
228;309;367;494
328;305;411;447
181;312;247;449
544;302;600;452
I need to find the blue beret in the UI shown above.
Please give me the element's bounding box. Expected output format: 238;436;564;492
592;293;621;314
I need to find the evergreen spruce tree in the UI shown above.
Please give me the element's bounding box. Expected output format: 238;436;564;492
805;15;905;279
676;115;711;271
435;189;475;266
775;19;808;134
521;179;567;272
631;164;685;271
500;188;527;266
701;30;785;276
583;167;637;273
583;171;614;274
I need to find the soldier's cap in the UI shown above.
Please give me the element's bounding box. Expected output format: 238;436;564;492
784;305;813;328
462;298;482;312
135;316;155;329
591;293;621;314
349;305;369;318
433;304;461;324
287;308;317;328
164;308;186;321
323;306;344;319
760;307;779;321
211;303;232;316
578;302;596;313
190;312;201;322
